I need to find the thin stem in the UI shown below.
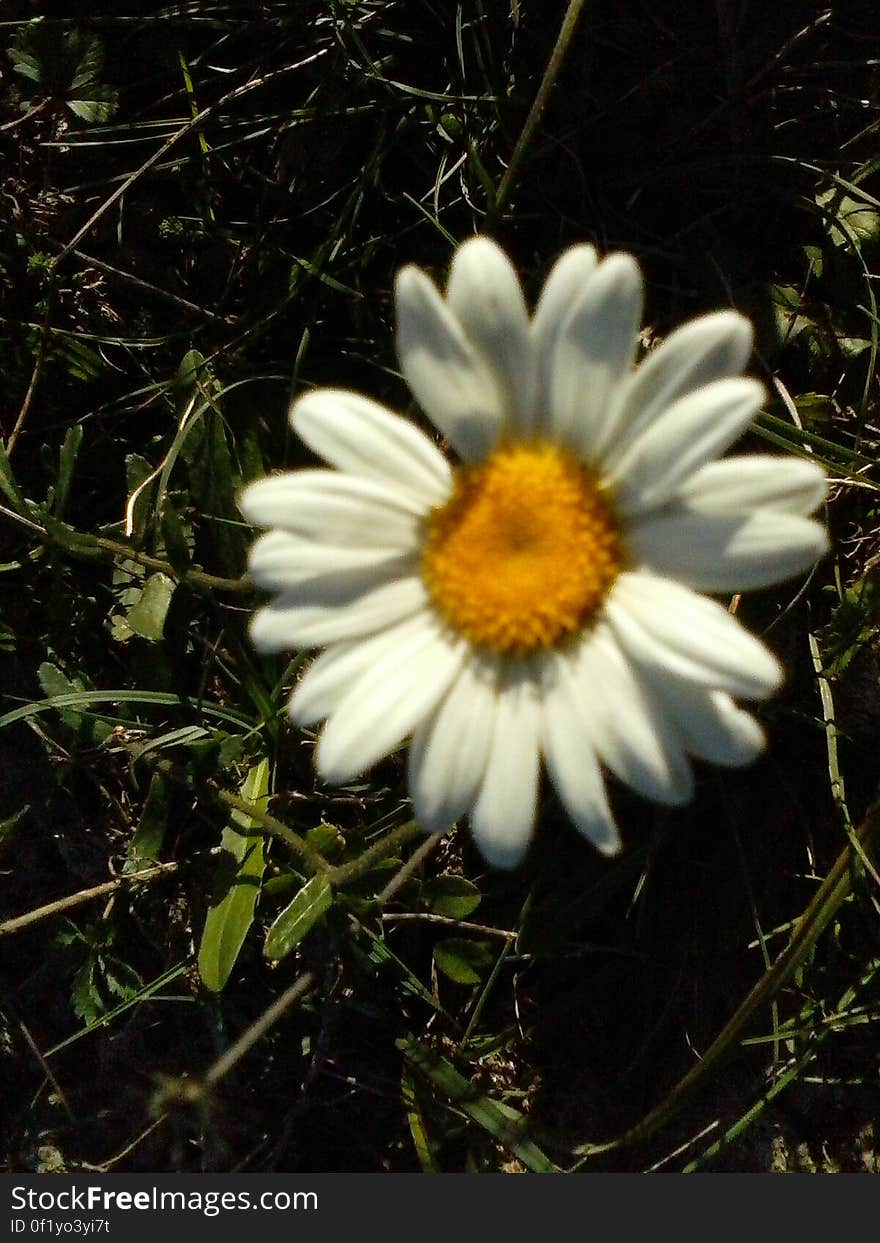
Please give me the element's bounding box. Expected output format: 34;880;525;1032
69;248;235;325
93;535;253;595
2;505;253;595
376;832;442;904
211;783;332;875
5;294;55;458
0;859;188;938
572;800;880;1159
327;819;424;888
204;970;317;1086
490;0;589;223
139;755;332;877
381;912;515;940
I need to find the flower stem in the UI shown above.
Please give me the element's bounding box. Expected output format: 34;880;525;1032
327;819;424;888
2;503;252;595
490;0;590;223
572;798;880;1160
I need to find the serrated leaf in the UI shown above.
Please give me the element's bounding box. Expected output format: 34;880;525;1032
68;91;117;124
101;956;142;1001
56;333;103;382
420;875;481;919
433;937;494;985
71;960;102;1026
126;573;175;641
264;874;333;961
198;758;270;992
8;49;41;83
69;34;104;89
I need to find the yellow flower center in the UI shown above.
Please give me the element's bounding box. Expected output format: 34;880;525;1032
421;441;624;655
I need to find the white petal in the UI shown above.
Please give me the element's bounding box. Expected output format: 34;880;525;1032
316;624;465;783
407;654;501;833
446;237;535;434
600;310;753;468
249;575;429;651
648;681;766;767
291;389;452;506
239;470;425;549
606;571;783;699
629;509;829;591
675;454;828;515
558;630;694;806
547;253;643;452
539;654;621;854
395;265;505;461
469;664;541;870
249;530;413;592
611;378;765;514
532;245;599;416
289;613;437;725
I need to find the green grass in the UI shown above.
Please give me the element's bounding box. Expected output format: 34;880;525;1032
1;0;879;1173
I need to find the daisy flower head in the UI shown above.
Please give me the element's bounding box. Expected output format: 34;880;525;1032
239;238;828;869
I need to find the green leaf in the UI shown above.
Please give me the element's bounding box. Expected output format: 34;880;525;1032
0;805;30;854
36;661;112;741
817;185;880;252
124;453;157;542
433;937;495;985
54;423;83;521
198;759;270;992
182;411;248;575
176;348;208;395
101;956;143;1001
159;497;192;575
420;875;481;919
0;435;28;515
69;33;105;90
264;874;333;961
304;822;345;861
126;573;175;641
793;393;834;432
8;45;41;84
125;772;169;871
399;1036;560;1173
67;90;118;124
401;1068;439;1172
71;960;102;1026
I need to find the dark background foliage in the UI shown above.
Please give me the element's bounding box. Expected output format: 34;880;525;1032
1;1;879;1173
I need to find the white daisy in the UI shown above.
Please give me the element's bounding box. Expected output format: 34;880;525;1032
239;239;828;869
